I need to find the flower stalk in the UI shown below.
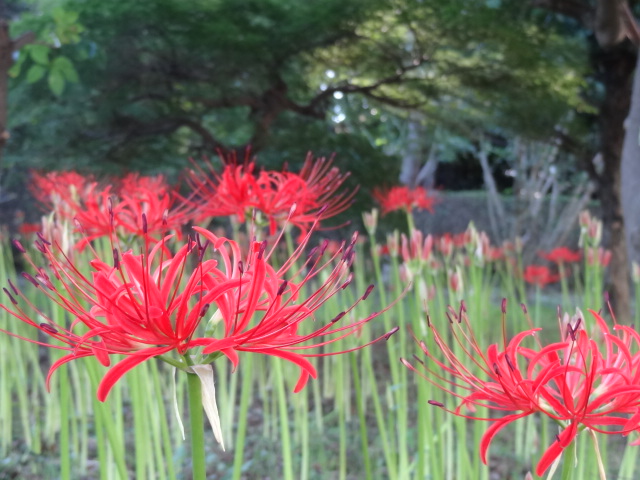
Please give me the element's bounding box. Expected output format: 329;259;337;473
187;372;207;479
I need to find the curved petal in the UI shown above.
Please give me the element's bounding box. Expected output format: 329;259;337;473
97;346;172;401
479;412;530;464
46;350;95;391
536;422;578;476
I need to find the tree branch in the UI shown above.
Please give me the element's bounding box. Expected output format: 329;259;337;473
12;31;36;51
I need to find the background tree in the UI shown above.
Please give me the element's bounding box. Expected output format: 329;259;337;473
533;0;640;320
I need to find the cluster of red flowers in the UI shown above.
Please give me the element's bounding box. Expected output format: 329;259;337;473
403;303;640;476
522;247;584;287
29;170;192;249
5;154;387;407
185;152;355;235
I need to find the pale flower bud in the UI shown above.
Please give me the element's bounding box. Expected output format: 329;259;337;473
362;208;378;236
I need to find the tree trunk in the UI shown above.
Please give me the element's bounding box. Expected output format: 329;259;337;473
0;21;12;168
596;43;636;321
621;48;640;271
399;115;424;187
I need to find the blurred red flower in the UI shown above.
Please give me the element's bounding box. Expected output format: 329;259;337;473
372;186;436;215
539;247;581;264
185;152;355;235
29;171;193;249
523;265;561;287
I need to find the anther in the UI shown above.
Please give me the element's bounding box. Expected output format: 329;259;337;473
384;326;399;340
362;284;374;300
8;279;18;295
331;312;346;323
257;240;267;260
277;280;288;296
505;354;516;371
36;232;51;245
3;288;17;305
12;240;26;253
21;272;39;288
40;323;58;334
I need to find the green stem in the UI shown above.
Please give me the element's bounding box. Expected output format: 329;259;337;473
560;439;576;480
232;357;254;480
187;372;207;480
273;359;294;480
59;362;71;480
350;353;372;480
406;210;416;233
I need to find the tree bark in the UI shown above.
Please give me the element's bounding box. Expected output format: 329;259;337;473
621;48;640;267
0;21;12;167
0;22;35;170
399;115;424;187
595;43;636;320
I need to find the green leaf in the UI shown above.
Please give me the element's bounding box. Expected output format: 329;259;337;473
26;64;46;84
8;53;26;78
29;45;50;66
52;56;79;83
48;69;65;96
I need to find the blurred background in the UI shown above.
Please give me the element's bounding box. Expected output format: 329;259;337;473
0;0;639;331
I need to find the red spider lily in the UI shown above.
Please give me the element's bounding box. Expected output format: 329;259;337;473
292;154;357;228
484;246;504;262
30;173;194;249
403;304;640;476
29;170;94;210
18;222;42;236
1;217;397;402
185;152;355;235
539;247;582;264
372;186;436;215
523;265;561;287
119;172;171;196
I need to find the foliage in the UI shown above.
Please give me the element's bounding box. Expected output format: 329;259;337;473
3;0;588;185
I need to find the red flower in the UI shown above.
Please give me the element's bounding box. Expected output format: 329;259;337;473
523;265;561;287
2;218;396;401
185;152;355;235
372;186;436;215
403;305;640;476
18;223;42;236
539;247;581;264
29;170;94;209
